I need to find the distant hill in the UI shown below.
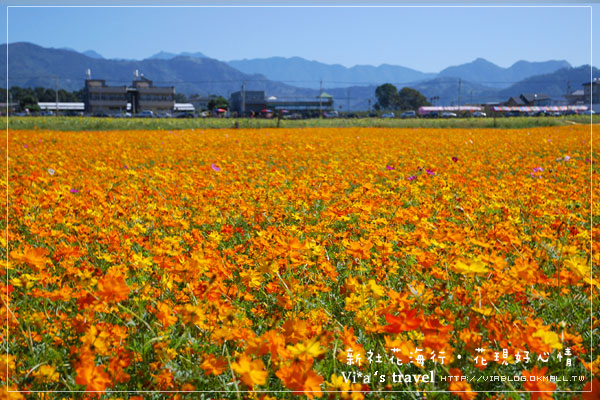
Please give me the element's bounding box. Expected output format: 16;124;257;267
497;65;598;99
410;77;499;105
1;42;596;109
0;42;311;97
148;51;208;60
438;58;571;88
330;66;599;110
82;50;104;59
228;56;436;89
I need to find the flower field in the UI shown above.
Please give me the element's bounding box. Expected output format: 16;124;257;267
2;126;599;399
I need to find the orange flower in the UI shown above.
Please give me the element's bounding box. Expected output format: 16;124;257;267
200;354;228;376
276;361;323;399
231;354;268;388
581;378;600;400
383;309;422;333
346;240;373;260
96;268;129;303
155;301;178;328
11;246;49;271
522;366;556;400
0;385;25;400
74;348;111;394
449;380;476;400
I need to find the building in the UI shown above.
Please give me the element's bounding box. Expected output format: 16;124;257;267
582;79;600;112
229;91;267;116
131;77;175;114
229;91;335;117
0;102;18;115
84;74;175;115
566;89;585;105
504;96;526;107
267;93;334;117
83;79;128;114
504;93;551;107
188;95;213;112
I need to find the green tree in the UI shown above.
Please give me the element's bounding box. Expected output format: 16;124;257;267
19;93;40;112
374;83;398;110
174;93;188;103
397;87;431;110
207;96;228;111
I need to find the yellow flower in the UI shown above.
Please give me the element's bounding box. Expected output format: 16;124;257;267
231;354;268;388
33;365;59;383
287;337;326;359
532;329;563;350
564;255;588;280
451;260;488;276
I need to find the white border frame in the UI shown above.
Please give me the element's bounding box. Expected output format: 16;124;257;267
4;3;595;396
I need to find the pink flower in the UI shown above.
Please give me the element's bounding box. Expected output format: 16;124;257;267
211;163;221;172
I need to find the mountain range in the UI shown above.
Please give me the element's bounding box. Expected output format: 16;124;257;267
1;42;597;109
148;51;208;60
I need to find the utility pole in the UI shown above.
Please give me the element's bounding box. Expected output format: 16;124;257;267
55;76;59;117
457;78;462;113
319;79;323;118
347;88;350;114
241;81;246;117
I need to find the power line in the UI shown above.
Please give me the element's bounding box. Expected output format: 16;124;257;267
3;74;594;87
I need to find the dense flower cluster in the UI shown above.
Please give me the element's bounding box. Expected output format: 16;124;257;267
2;126;598;398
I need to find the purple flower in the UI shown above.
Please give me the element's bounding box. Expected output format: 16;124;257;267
386;165;395;170
532;167;544;173
70;188;79;194
211;163;221;172
23;144;28;148
407;175;417;181
452;157;458;162
563;155;570;161
426;169;435;176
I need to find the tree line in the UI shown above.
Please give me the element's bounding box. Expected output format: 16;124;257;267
374;84;430;111
2;86;84;112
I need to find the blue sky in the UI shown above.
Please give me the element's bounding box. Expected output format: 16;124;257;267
0;1;596;72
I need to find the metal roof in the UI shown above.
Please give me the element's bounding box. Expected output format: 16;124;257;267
38;102;85;111
492;105;588;112
174;103;195;111
418;106;481;115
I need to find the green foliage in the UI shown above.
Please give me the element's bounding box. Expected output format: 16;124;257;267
397;87;431;110
374;83;431;111
6;86;82;111
174;93;188;103
3;115;598;131
207;96;229;111
374;83;398;110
